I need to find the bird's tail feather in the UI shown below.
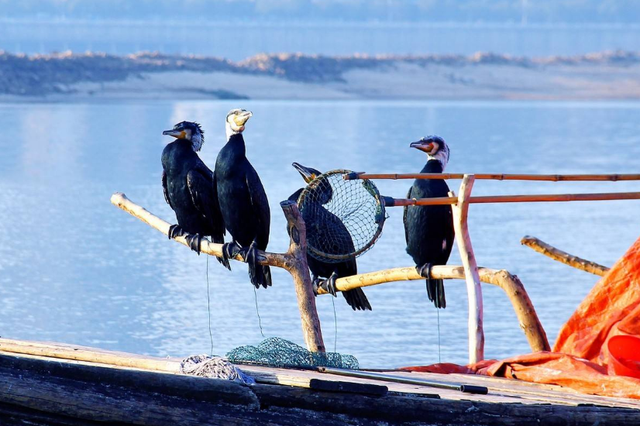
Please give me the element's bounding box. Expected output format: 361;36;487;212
342;288;372;311
249;264;272;289
427;278;446;309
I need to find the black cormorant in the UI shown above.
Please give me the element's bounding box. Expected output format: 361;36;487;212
403;136;455;309
288;162;372;311
215;109;272;288
161;121;229;269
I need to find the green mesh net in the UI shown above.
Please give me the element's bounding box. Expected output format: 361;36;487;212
226;337;359;369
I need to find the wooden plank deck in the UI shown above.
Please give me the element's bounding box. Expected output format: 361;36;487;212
1;343;640;425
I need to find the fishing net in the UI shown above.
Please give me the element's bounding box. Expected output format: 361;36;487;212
296;169;386;263
226;337;359;369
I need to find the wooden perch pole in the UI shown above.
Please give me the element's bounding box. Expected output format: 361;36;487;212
345;172;640;182
111;193;325;353
521;235;610;276
316;265;549;353
451;175;484;364
382;191;640;207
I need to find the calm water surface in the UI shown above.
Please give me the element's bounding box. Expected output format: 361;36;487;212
0;99;639;367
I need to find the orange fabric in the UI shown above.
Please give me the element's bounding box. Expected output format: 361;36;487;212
402;236;640;399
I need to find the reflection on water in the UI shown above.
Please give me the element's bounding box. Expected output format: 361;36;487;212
0;99;639;367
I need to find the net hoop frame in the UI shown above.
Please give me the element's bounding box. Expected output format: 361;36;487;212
296;169;386;262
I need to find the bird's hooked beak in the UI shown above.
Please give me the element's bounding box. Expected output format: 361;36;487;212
292;162;319;184
233;110;253;129
410;139;438;154
163;129;186;139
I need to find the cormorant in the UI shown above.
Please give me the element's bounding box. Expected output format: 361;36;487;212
403;136;455;309
161;121;229;269
215;109;272;288
288;162;372;311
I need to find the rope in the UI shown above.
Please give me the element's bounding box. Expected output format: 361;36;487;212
331;296;338;353
437;309;441;363
254;287;265;338
181;354;255;384
206;256;214;356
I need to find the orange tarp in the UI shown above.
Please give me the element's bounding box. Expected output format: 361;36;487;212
403;236;640;399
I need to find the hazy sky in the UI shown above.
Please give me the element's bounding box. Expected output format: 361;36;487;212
0;0;638;24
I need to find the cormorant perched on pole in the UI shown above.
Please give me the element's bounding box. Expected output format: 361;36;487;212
404;136;455;309
215;109;272;288
161;121;229;269
288;162;372;311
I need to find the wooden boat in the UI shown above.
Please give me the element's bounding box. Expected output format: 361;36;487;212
1;338;640;426
5;175;639;425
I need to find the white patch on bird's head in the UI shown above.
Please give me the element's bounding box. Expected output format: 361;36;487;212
225;108;253;140
411;135;450;171
163;121;204;151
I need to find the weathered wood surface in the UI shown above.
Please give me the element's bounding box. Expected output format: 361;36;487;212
1;348;640;426
521;235;611;276
451;176;485;364
280;200;325;353
317;265;549;353
346;172;640;182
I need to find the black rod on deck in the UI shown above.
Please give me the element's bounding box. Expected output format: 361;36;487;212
317;367;488;395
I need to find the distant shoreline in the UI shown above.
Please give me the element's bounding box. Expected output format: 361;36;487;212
1;50;640;102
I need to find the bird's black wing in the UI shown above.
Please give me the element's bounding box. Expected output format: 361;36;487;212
403;186;412;246
186;166;226;244
246;170;271;249
162;171;172;208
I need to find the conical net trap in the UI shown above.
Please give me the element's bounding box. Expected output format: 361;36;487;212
296;170;386;263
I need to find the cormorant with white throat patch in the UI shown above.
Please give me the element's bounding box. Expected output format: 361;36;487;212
216;109;272;288
161;121;229;269
404;135;455;309
288;162;372;311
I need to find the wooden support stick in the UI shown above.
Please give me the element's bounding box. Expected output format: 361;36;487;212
280;201;325;353
346;172;640;182
521;236;610;277
111;193;325;353
451;175;485;364
383;191;640;207
317;265;549;352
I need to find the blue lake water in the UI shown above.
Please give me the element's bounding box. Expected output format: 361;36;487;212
2;20;640;59
0;99;639;368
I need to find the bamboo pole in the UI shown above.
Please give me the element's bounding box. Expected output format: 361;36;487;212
345;172;640;182
316;265;549;352
521;236;610;277
0;338;183;372
382;191;640;207
111;193;325;353
451;176;484;364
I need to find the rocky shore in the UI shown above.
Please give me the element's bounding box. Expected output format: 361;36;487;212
1;50;639;100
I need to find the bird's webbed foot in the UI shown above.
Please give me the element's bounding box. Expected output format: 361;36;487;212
319;271;339;297
417;263;436;303
216;252;232;271
416;263;433;279
241;239;260;265
311;276;321;296
184;233;203;255
168;224;185;240
222;241;242;264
